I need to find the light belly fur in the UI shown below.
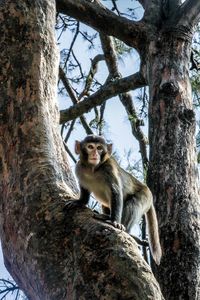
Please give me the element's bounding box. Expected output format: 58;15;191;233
78;171;111;207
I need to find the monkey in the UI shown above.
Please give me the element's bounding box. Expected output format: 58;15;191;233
68;135;162;265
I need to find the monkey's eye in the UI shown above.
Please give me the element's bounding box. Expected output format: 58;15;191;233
97;146;103;151
87;144;94;150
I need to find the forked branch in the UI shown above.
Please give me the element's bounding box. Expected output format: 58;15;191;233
172;0;200;32
56;0;147;50
100;33;148;169
60;72;146;123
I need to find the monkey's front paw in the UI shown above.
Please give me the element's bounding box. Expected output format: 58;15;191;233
112;221;126;231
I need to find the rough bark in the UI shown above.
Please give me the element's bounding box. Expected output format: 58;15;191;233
147;32;200;300
143;3;200;300
0;1;164;299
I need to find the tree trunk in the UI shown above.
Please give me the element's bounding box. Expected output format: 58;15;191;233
148;32;200;300
0;1;164;299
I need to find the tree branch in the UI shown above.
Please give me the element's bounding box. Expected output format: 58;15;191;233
99;33;149;169
78;54;105;100
60;72;147;123
62;120;76;143
63;141;77;163
172;0;200;33
59;66;93;134
99;34;118;77
63;21;80;69
56;0;147;51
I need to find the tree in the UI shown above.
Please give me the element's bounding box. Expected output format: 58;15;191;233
0;1;163;299
0;1;199;300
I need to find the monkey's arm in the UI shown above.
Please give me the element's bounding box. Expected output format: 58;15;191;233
66;186;90;209
79;186;90;204
109;182;124;229
97;162;125;230
91;179;125;230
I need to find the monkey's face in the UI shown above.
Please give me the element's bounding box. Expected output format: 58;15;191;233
75;135;113;166
85;143;104;166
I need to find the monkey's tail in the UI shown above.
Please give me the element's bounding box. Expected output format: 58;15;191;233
146;205;162;265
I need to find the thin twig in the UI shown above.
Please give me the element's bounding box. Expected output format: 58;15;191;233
64;21;80;70
63;142;77;163
72;50;84;78
111;0;121;15
99;33;148;170
79;54;105;100
59;66;93;135
64;119;76;143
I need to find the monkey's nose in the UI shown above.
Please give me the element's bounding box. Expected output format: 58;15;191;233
92;150;98;156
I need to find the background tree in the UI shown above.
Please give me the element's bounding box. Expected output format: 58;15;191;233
0;0;200;300
0;1;163;299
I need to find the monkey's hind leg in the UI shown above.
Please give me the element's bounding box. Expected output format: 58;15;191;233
122;196;144;233
93;206;125;231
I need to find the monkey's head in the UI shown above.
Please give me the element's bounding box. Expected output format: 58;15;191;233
75;135;112;166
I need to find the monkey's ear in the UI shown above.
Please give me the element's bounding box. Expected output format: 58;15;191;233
75;140;81;154
107;143;113;155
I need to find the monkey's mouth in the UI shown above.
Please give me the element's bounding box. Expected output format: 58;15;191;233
89;158;99;164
